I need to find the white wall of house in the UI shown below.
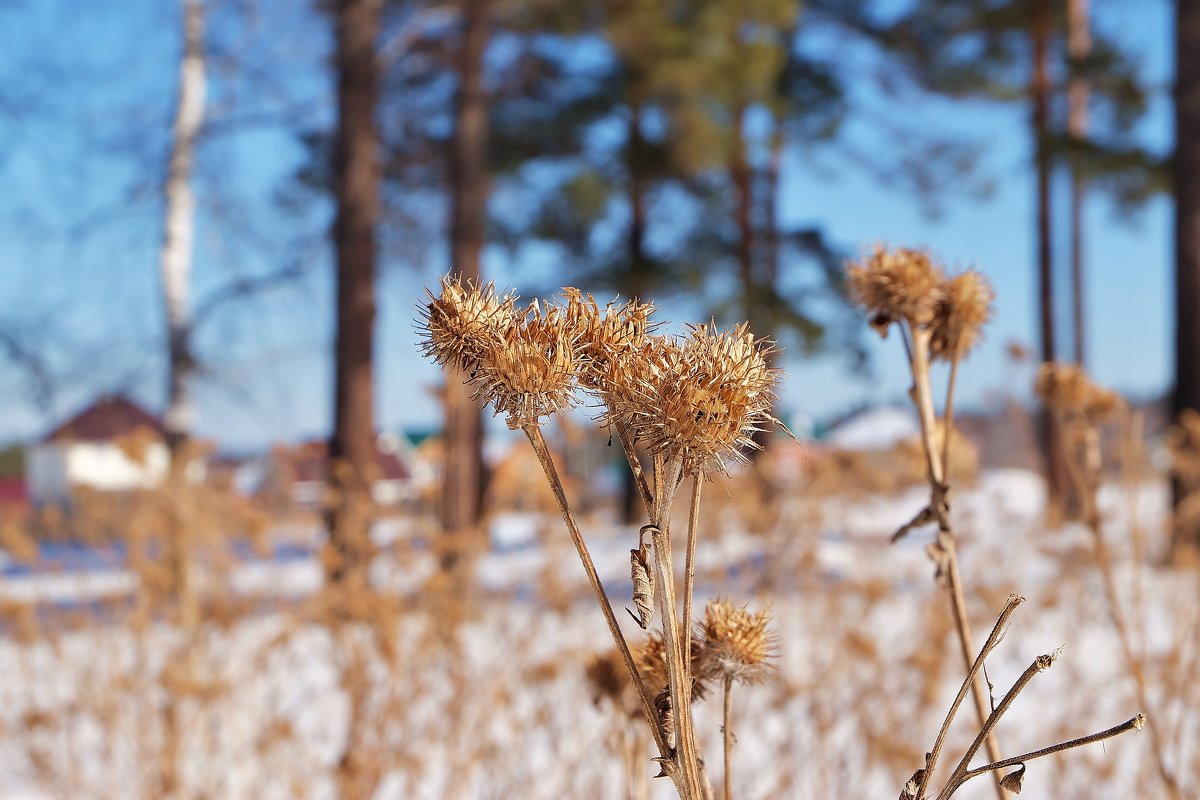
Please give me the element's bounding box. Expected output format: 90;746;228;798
26;441;170;506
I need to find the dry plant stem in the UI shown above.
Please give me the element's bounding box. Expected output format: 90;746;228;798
723;675;734;800
916;594;1025;800
522;425;673;763
941;352;961;481
944;650;1060;792
616;421;654;514
906;323;1007;798
940;714;1146;798
1053;413;1182;799
683;474;703;690
649;521;704;798
648;451;703;797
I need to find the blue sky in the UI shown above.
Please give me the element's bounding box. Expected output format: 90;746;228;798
0;0;1175;451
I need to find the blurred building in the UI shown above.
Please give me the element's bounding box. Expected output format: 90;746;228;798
260;432;419;510
25;396;173;506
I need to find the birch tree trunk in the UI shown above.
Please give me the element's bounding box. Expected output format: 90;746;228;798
160;0;206;458
440;0;490;564
327;0;381;588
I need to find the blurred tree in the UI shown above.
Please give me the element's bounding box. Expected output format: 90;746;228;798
1175;0;1200;561
1067;0;1090;367
442;0;490;562
159;0;206;459
326;0;383;587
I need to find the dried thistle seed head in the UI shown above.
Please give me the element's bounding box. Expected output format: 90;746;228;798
418;274;516;373
473;299;583;429
700;598;778;685
605;324;780;474
585;648;633;710
930;269;994;361
1034;362;1120;422
846;245;945;332
564;289;658;391
636;630;712;701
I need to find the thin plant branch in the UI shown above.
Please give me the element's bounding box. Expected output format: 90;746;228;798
941;349;961;482
723;675;734;800
616;421;654;514
649;522;704;797
916;594;1024;799
683;474;703;691
943;649;1062;793
941;714;1146;798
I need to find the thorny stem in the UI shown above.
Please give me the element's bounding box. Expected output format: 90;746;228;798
916;594;1024;800
905;322;1007;799
941;714;1146;798
522;426;674;765
944;649;1061;793
723;675;734;800
683;474;703;691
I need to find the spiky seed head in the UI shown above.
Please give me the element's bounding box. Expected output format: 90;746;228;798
473;299;582;429
700;598;778;685
636;630;712;701
603;324;780;474
930;269;994;361
418;275;516;373
563;288;658;391
1034;362;1119;421
846;245;945;331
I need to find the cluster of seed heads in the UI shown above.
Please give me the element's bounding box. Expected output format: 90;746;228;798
846;244;994;360
419;275;781;472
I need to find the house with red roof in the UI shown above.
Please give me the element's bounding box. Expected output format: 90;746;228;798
262;432;416;509
25;396;172;506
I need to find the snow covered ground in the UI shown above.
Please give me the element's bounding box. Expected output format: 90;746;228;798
0;469;1195;799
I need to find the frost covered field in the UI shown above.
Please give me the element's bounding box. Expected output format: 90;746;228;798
0;469;1196;799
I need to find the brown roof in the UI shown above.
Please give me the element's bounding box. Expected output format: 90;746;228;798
44;396;166;443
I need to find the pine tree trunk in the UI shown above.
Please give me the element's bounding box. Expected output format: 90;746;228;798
440;0;490;561
1032;0;1067;510
160;0;206;460
732;103;756;331
1068;0;1090;367
327;0;381;587
1173;0;1200;560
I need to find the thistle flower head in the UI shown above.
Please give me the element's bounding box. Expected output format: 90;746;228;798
1034;362;1119;422
562;288;657;390
930;269;994;361
418;275;516;373
847;245;945;332
636;630;712;700
602;323;780;474
700;598;778;685
473;299;583;429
